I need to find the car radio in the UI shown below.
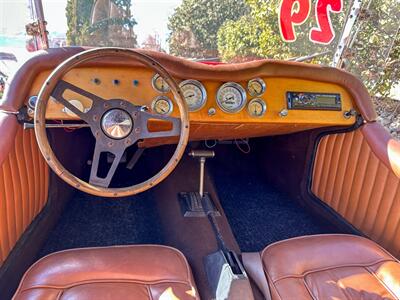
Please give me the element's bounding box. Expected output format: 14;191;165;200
287;92;342;111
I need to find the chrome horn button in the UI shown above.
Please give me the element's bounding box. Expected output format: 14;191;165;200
101;109;133;139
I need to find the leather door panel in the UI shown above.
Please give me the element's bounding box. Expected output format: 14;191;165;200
312;122;400;256
0;113;49;265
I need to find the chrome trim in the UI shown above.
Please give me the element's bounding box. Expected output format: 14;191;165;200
151;73;171;93
0;109;19;115
101;109;133;139
216;82;247;114
247;78;266;97
151;96;173;115
179;79;207;112
247;98;267;118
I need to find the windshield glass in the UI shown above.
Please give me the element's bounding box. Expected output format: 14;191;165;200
43;0;347;62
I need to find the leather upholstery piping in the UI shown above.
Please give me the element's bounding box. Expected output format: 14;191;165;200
271;259;394;282
262;234;400;300
364;266;399;300
14;244;194;295
301;117;365;236
261;234;398;263
21;280;193;291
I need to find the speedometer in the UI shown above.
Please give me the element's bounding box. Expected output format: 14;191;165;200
216;82;247;113
179;79;207;112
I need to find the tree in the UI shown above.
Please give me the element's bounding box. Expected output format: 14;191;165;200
217;0;344;63
66;0;137;47
217;0;399;96
66;0;94;46
141;34;164;52
167;0;249;59
342;0;400;97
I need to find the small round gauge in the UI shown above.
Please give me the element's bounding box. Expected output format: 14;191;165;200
247;78;266;97
247;98;267;117
179;79;207;112
216;82;247;113
28;95;38;109
152;73;170;93
151;96;173;115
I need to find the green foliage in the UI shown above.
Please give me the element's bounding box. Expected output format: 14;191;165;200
66;0;94;46
168;0;249;58
344;0;400;97
66;0;137;47
217;0;399;96
218;0;343;62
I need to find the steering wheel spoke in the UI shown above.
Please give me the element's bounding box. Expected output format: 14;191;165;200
89;140;126;188
51;80;104;122
135;111;181;140
35;48;189;197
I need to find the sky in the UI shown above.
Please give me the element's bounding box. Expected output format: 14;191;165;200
0;0;182;47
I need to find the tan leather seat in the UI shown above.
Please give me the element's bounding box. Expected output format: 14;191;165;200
13;245;199;300
249;234;400;300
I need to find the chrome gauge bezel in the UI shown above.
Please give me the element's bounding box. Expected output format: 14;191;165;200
28;95;38;109
179;79;207;112
247;98;267;117
151;96;173;115
151;73;171;93
216;82;247;114
247;78;266;97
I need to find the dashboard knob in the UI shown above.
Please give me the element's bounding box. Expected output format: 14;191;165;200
279;109;289;117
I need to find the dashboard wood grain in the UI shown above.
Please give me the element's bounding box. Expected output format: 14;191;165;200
28;65;357;141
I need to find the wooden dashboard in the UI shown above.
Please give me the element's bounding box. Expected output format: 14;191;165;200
27;64;357;144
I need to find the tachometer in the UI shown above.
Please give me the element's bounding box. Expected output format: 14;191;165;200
151;96;173;115
152;73;170;93
248;78;266;97
216;82;247;113
179;79;207;112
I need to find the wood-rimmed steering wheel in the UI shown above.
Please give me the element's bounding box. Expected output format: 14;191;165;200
34;48;189;197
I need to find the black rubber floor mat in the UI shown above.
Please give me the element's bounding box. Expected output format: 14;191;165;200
38;191;164;258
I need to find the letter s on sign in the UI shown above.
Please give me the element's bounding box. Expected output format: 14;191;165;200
310;0;343;44
279;0;312;42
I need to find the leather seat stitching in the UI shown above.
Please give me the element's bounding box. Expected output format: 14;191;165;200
146;284;154;300
270;259;393;283
261;234;362;257
14;245;195;297
55;290;63;300
261;234;400;263
365;266;399;300
20;279;193;292
302;277;318;300
265;268;283;300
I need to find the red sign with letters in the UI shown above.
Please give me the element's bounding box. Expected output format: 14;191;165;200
279;0;343;45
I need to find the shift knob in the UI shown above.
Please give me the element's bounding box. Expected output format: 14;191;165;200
189;150;215;158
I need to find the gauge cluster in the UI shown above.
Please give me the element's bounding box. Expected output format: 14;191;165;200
151;73;268;118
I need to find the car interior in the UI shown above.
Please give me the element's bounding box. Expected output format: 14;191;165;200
0;46;400;300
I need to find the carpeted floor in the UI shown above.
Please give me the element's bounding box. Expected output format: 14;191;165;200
38;190;164;258
210;148;336;252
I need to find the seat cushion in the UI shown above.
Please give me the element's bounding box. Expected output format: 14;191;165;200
13;245;199;300
262;234;400;300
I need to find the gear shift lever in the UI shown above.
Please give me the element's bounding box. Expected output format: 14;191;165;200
178;149;219;218
188;150;215;197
